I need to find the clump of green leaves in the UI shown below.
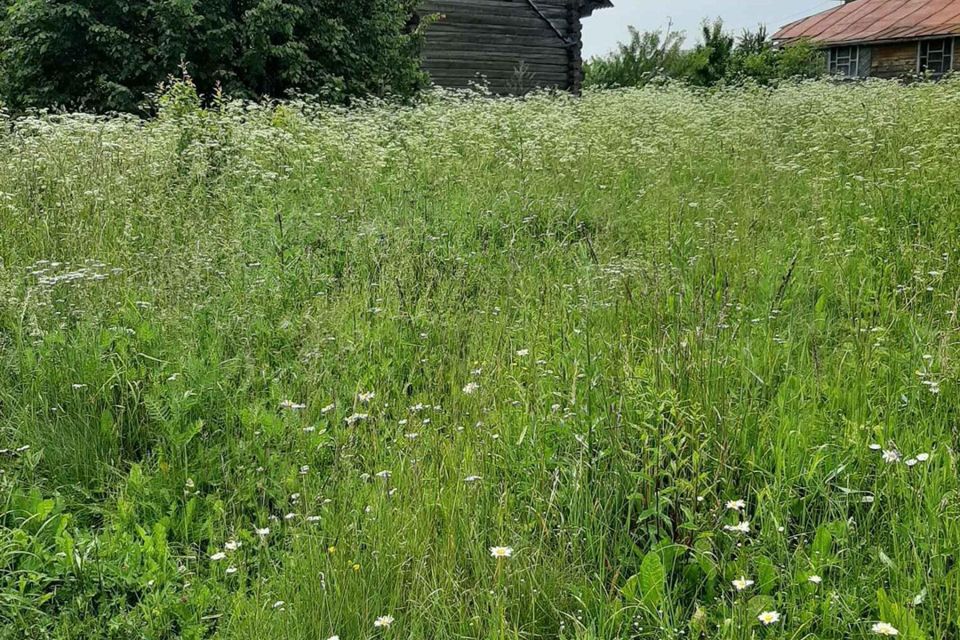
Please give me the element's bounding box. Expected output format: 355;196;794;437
585;19;823;88
0;0;426;113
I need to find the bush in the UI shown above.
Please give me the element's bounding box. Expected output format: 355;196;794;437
0;0;426;113
584;19;824;89
583;26;695;89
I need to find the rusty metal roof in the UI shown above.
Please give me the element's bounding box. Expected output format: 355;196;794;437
773;0;960;46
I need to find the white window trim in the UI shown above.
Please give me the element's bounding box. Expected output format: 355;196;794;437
917;37;955;75
829;45;860;77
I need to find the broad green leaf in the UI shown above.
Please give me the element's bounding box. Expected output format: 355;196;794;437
877;588;927;640
638;552;665;607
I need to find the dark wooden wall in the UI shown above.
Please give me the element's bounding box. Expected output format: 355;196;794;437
865;37;958;78
418;0;583;94
869;42;919;78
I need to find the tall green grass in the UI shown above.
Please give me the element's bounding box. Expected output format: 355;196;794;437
1;80;959;640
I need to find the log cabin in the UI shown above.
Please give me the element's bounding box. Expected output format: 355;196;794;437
773;0;960;79
417;0;614;94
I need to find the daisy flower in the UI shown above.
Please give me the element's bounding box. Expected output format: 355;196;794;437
871;622;899;636
732;576;754;591
489;546;513;559
757;611;780;625
724;521;750;534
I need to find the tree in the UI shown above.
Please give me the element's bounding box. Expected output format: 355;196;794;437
0;0;426;113
583;18;824;89
687;19;735;86
583;25;694;88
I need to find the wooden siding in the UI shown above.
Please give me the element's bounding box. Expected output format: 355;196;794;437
869;41;919;78
419;0;580;94
826;38;960;78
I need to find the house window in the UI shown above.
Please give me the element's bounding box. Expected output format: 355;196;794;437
918;38;954;75
829;46;860;77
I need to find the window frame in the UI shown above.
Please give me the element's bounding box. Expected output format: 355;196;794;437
829;45;860;77
917;37;955;76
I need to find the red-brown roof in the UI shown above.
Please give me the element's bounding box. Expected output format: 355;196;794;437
774;0;960;46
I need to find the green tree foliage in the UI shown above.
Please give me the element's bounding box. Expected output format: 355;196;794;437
0;0;426;112
584;19;824;89
582;26;695;88
687;19;735;86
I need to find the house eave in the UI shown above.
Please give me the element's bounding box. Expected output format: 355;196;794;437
776;32;960;49
579;0;613;18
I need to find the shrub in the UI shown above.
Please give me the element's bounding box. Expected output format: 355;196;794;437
583;26;694;88
0;0;426;113
584;19;824;89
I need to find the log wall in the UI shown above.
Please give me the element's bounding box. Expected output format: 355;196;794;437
419;0;580;94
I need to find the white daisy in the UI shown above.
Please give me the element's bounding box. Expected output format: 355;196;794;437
725;499;746;511
732;576;754;591
724;521;750;534
757;611;780;625
871;622;899;636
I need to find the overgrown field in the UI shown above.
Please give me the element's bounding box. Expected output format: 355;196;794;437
1;80;959;640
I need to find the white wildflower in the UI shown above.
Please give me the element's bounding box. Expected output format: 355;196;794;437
871;622;899;636
757;611;780;625
732;576;754;591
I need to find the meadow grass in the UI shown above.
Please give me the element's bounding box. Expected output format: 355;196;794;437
1;79;959;640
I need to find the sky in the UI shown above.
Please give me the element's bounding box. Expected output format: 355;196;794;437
582;0;844;59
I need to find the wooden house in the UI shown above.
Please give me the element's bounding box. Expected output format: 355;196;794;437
773;0;960;79
417;0;613;94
